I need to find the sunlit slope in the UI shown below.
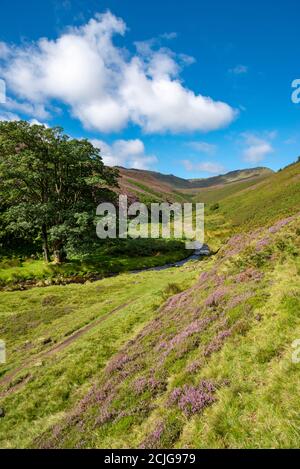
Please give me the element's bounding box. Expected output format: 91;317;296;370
192;174;270;205
187;167;273;189
0;204;299;448
218;161;300;231
23;215;300;448
117;166;273;203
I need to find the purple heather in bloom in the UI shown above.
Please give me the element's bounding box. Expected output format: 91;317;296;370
268;216;294;233
226;291;253;309
106;353;130;374
140;421;165;449
160;316;217;361
205;287;228;307
133;377;164;394
234;268;264;283
203;329;232;357
168;381;216;417
186;359;203;373
164;289;191;311
168;387;184;406
255;237;271;252
198;271;210;284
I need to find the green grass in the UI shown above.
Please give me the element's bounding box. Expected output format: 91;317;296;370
0;213;299;448
0;162;299;448
179;262;300;448
0;239;188;289
201;162;300;250
0;262;199;448
192;175;268;205
217;161;300;231
125;178;166;201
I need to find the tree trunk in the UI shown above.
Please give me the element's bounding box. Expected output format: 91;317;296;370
53;242;66;264
53;249;63;264
42;224;50;263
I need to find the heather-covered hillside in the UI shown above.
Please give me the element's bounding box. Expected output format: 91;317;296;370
1;212;298;448
117;166;273;203
0;127;299;448
0;207;299;447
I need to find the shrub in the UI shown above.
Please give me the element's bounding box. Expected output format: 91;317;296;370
210;203;220;211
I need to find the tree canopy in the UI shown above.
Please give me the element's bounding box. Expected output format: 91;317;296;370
0;121;118;262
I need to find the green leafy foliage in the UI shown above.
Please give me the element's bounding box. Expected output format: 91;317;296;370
0;121;118;262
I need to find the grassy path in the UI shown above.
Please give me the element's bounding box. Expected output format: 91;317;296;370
0;264;199;448
0;300;136;392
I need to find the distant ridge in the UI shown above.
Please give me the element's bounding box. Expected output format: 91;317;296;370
116;166;274;203
188;167;274;188
116;166;273;189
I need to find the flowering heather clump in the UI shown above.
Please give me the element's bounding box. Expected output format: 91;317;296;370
169;381;216;417
228;234;244;245
167;387;183;406
255;236;271;252
225;234;247;257
105;353;130;374
156;340;168;351
203;329;231;357
95;406;115;426
160;315;217;361
226;291;253;310
198;271;210;284
186;359;204;373
213;274;227;286
164;289;192;312
268;216;294;233
205;287;228;307
132;377;164;395
234;268;264;283
164;292;183;311
140;421;165;449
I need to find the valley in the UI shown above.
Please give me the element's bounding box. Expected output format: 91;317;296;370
0;159;299;448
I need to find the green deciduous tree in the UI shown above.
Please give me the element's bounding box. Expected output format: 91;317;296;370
0;121;118;263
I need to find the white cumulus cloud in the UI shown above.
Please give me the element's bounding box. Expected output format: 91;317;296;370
187;141;217;154
91;138;157;170
242;132;275;163
182;159;224;174
0;11;236;133
0;111;19;122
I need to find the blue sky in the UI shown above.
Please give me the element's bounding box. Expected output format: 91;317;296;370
0;0;299;178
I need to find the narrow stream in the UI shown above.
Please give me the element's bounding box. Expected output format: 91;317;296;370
131;244;210;273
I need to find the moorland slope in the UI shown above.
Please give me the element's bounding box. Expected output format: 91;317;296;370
0;161;299;448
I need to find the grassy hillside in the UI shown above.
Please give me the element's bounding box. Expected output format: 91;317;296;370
217;161;300;231
0;264;198;447
117;166;273;203
192;176;268;205
0;160;299;449
188;167;273;189
0;212;299;448
200;161;300;252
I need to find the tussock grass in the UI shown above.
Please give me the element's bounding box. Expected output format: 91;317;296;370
0;162;299;448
